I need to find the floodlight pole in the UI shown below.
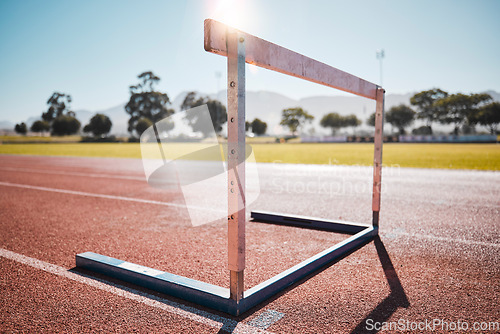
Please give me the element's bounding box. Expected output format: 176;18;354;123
376;49;384;87
227;29;246;301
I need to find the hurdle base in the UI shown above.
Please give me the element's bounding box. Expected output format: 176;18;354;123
76;211;377;316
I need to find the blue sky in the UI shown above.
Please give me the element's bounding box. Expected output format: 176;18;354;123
1;0;499;123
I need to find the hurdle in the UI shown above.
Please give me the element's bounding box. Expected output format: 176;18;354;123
76;19;385;316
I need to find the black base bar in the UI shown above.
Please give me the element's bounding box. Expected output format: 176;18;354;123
76;211;377;316
250;210;370;234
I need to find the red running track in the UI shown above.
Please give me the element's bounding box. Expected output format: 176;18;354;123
0;154;499;333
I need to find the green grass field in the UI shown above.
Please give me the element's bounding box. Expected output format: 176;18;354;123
0;142;499;170
0;135;82;143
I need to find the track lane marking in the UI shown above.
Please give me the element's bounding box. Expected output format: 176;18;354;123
0;181;183;207
0;248;271;334
0;166;145;181
1;181;497;249
0;181;224;213
382;231;500;248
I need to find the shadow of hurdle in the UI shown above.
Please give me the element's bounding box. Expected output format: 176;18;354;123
350;236;410;334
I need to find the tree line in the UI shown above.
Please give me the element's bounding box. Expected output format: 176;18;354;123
15;71;269;139
124;72;268;139
278;88;499;136
371;89;499;135
15;75;499;138
278;107;362;136
15;92;112;138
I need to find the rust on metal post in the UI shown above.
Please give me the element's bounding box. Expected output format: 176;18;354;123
204;19;378;100
227;28;246;301
230;270;244;302
372;87;385;226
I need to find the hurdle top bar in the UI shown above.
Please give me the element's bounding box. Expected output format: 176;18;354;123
204;19;379;100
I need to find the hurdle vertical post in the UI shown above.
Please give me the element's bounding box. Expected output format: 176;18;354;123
372;87;385;227
227;28;246;301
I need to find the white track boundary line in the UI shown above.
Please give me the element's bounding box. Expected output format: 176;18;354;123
0;181;224;213
383;231;499;248
1;181;497;249
0;166;145;181
0;248;270;334
0;181;184;207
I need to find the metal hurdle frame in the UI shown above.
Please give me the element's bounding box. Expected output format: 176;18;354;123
76;19;385;316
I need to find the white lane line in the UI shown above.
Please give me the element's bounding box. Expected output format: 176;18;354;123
0;181;185;207
248;310;285;330
3;181;496;249
384;231;500;248
0;181;224;213
0;166;144;181
0;248;271;334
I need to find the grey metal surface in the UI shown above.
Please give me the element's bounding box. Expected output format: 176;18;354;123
75;252;236;314
250;210;370;234
204;19;378;100
372;87;385;226
227;28;246;301
75;223;377;316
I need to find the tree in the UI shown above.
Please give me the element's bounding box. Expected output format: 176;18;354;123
412;126;432;135
476;102;500;134
465;93;494;126
344;114;361;134
435;93;492;135
42;92;72;122
280;107;314;134
125;71;174;137
39;91;81;136
30;120;50;133
14;122;27;135
135;117;153;136
83;113;112;137
51;115;81;136
181;91;227;136
321;113;360;135
410;88;448;134
245;121;251;132
251;118;267;135
320;112;345;135
367;112;376;127
385;104;415;135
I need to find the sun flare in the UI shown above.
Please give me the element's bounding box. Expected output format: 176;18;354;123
209;0;251;30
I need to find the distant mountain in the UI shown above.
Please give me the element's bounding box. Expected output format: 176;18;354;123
72;104;128;136
173;90;297;135
83;103;128;135
209;90;499;135
212;90;419;134
15;104;129;136
23;110;93;130
2;90;499;136
0;120;14;130
484;90;500;102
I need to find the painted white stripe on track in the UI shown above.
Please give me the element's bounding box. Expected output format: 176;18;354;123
0;166;145;181
0;248;271;334
0;181;185;207
2;180;497;249
383;231;500;248
0;181;224;213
